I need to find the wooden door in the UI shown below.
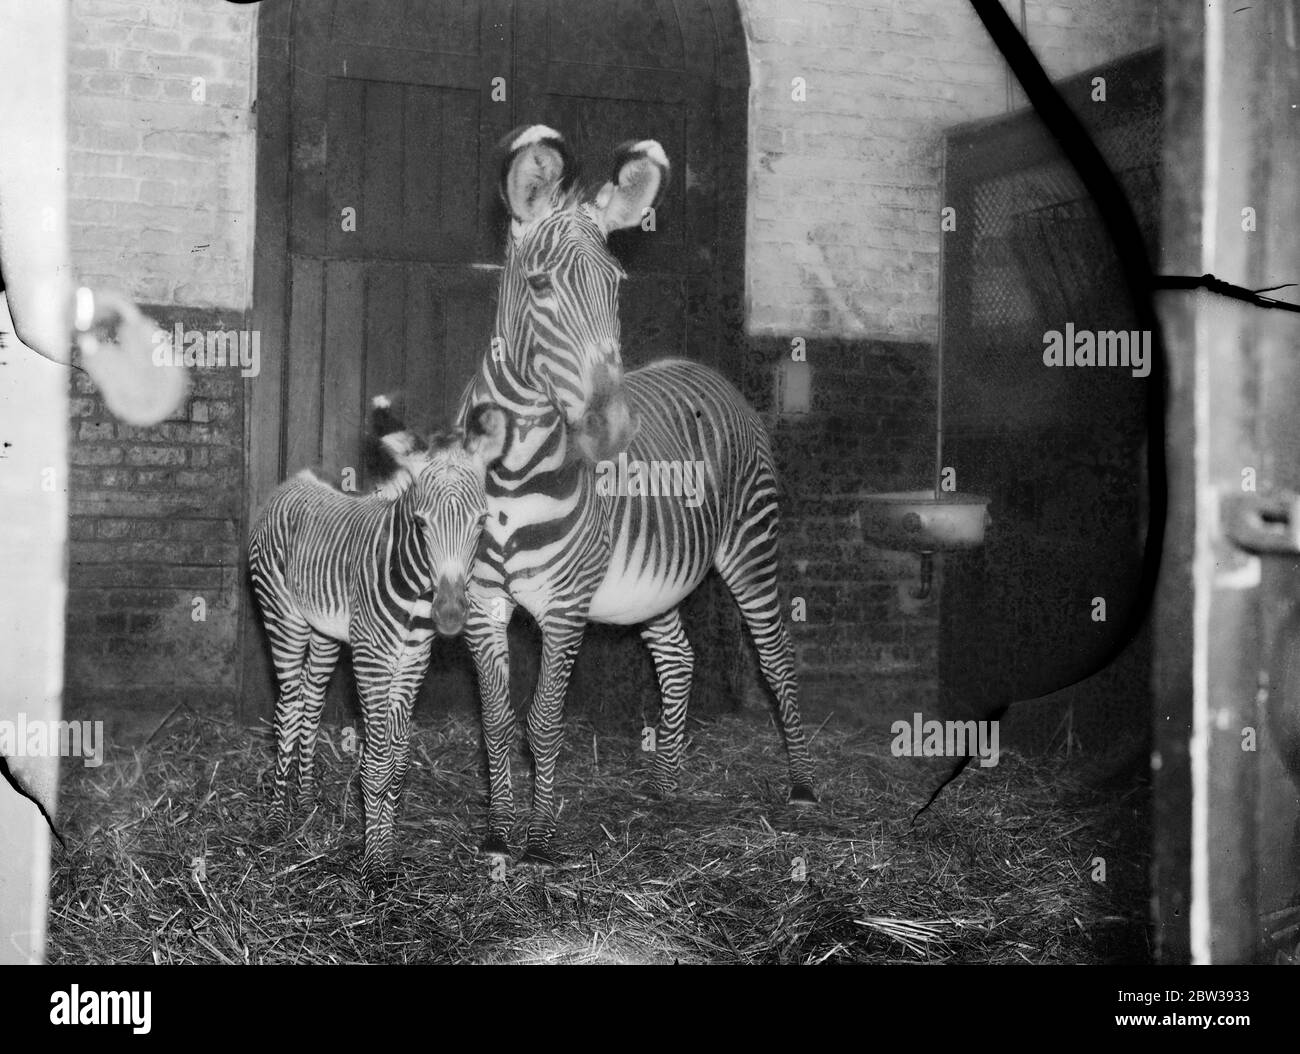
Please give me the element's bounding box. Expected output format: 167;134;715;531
512;0;743;373
245;0;749;717
280;0;513;470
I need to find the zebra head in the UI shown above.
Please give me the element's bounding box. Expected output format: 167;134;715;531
496;125;669;462
373;399;510;636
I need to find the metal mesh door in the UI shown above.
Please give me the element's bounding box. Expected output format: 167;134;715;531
939;48;1162;754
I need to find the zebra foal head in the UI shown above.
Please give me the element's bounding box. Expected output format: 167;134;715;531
371;397;509;635
496;125;669;462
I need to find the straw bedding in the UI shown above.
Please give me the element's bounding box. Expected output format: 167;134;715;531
46;704;1150;964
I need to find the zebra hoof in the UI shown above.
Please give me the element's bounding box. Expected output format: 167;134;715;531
788;784;818;806
635;780;675;802
516;846;560;870
363;869;398;897
478;836;511;861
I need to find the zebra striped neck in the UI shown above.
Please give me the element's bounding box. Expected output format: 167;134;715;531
496;404;569;479
490;207;622;404
468;351;570;476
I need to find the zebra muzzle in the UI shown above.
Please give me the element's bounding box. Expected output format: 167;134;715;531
432;579;468;637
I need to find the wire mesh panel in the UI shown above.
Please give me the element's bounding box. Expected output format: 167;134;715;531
939;49;1161;755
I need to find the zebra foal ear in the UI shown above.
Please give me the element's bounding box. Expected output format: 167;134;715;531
379;429;427;464
500;124;575;225
464;403;510;470
595;139;669;233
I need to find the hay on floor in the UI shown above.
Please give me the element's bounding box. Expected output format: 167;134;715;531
46;706;1149;963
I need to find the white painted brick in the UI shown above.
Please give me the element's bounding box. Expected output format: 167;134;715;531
74;153;124;177
146;2;177;28
128;27;183;51
68;0;255;310
71;175;138;203
80;72;128;95
179;7;219;32
739;0;1158;341
81;1;149;25
123;75;164;99
71;45;114;68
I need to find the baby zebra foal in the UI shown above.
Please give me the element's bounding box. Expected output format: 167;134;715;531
248;397;508;889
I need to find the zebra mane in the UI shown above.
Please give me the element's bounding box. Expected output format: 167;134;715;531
550;180;624;223
365;431;414;501
551;181;589;213
369;427;471;502
428;428;468;452
289;466;399;503
547;142;668;224
372;468;415;502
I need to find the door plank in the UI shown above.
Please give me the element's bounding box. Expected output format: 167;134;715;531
405;264;443;425
364;262;409;455
242;4;294;717
321;259;364;480
284;256;325;472
324;76;365;259
361;82;405;258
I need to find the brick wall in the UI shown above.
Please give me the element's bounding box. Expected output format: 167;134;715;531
742;338;938;713
739;0;1162;342
68;0;255;307
65;308;246;719
65;0;255;720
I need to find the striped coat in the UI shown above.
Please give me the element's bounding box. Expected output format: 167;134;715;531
459;127;816;866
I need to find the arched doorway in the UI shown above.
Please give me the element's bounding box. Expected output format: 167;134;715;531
245;0;750;717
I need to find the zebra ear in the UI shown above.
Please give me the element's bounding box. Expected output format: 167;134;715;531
464;403;510;470
500;124;574;226
594;140;668;233
378;429;428;473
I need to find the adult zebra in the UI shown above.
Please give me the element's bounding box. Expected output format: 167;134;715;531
461;126;817;865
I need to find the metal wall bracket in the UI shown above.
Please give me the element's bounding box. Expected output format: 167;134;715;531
1222;492;1300;555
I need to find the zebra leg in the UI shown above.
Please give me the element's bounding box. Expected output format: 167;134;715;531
639;608;693;796
296;631;341;811
520;616;587;865
379;702;413;852
715;519;818;805
368;693;415;893
264;611;312;833
369;653;428;888
465;586;517;859
354;659;400;892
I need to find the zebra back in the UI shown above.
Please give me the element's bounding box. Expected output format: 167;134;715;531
249;402;509;645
